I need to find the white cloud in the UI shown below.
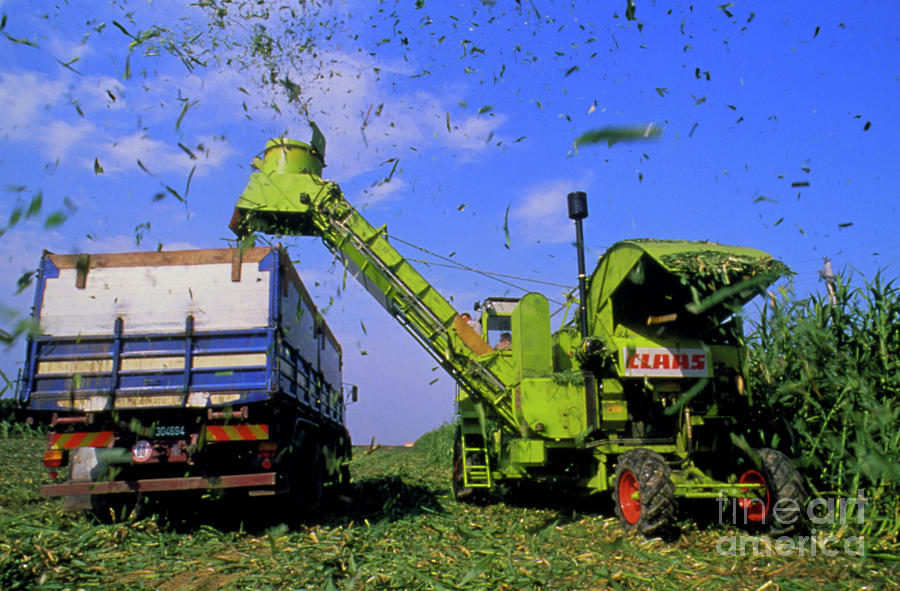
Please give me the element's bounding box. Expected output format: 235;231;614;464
46;34;95;68
41;119;96;161
100;132;234;177
0;66;236;177
269;50;509;181
0;71;67;137
512;178;593;244
357;177;407;208
73;75;128;114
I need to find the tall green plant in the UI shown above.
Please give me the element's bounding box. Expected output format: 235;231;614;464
747;270;900;551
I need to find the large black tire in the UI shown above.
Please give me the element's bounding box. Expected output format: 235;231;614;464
613;449;676;536
738;448;807;534
303;445;325;509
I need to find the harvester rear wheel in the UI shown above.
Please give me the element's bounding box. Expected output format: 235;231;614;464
613;449;675;536
738;448;807;533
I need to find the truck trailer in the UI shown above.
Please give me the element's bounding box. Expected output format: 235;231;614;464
17;246;352;520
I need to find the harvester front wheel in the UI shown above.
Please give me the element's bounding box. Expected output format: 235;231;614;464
739;448;807;533
613;449;675;536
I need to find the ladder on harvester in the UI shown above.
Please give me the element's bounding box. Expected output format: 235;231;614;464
460;429;491;489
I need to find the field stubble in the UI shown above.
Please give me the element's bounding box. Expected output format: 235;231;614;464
0;427;896;591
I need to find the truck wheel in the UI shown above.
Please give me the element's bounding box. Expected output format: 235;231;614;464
304;447;325;509
738;448;807;533
613;449;676;536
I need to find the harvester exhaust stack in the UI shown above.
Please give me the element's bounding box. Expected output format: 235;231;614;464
567;191;589;339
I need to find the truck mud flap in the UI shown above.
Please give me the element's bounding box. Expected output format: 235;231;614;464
41;472;277;497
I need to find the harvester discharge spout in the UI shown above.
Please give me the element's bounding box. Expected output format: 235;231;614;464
229;135;520;431
230;137;337;238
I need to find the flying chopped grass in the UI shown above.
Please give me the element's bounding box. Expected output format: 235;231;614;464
137;159;154;176
625;0;637;21
15;271;34;294
573;123;662;149
43;210;68;228
177;143;197;160
25;192;42;218
502;204;511;249
175;99;198;130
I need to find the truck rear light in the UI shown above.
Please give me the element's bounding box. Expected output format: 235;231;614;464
43;450;66;468
261;459;273;470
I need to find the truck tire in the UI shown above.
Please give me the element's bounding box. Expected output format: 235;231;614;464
304;445;325;509
613;449;676;536
284;440;324;513
738;448;807;534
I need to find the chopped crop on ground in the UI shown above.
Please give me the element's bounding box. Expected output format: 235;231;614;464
1;419;897;590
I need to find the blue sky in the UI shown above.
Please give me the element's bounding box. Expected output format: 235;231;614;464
1;1;898;443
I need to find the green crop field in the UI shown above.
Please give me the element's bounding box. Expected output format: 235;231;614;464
0;424;896;590
2;272;899;590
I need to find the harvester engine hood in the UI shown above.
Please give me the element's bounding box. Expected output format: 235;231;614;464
588;239;790;342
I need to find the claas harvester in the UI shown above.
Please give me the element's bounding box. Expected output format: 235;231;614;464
229;135;806;535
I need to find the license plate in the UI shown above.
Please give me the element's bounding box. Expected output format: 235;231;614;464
154;425;186;438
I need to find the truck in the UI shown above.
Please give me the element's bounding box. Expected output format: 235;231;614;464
228;135;807;535
17;245;353;521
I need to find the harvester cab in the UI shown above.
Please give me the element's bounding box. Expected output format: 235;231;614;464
474;297;519;350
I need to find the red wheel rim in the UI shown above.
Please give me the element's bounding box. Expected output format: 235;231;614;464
738;469;771;522
618;470;641;524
